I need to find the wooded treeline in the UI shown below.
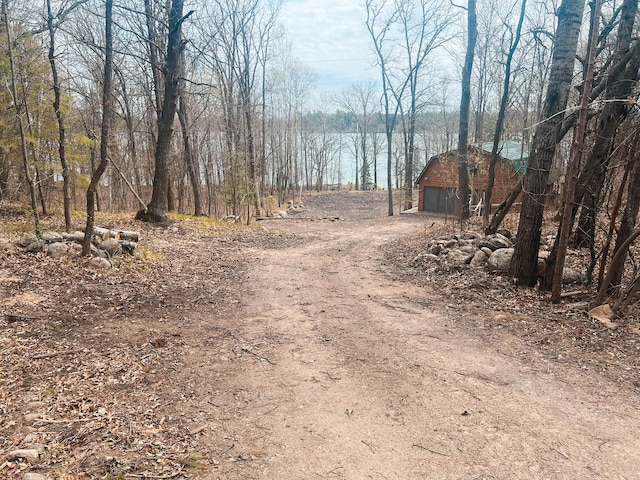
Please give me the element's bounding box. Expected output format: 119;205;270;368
0;0;549;222
1;0;639;307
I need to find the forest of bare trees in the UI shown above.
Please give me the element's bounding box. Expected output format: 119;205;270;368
1;0;640;308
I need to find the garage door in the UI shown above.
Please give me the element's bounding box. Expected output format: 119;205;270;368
423;187;459;214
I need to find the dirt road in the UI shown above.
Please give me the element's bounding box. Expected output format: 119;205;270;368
197;192;640;479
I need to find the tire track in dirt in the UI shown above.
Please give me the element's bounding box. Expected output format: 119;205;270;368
203;210;640;479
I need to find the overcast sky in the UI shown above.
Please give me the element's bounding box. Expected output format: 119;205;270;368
278;0;380;94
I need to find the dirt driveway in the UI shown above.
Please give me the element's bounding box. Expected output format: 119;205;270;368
194;192;640;479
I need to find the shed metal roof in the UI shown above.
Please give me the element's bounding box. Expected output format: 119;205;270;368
480;140;529;174
415;140;530;185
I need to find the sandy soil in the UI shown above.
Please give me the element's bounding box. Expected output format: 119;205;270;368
2;191;639;479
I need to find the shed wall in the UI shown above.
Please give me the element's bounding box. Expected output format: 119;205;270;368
417;152;520;213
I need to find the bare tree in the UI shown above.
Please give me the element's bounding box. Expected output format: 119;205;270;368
177;80;202;216
571;0;639;249
509;0;586;286
397;0;453;210
366;0;399;215
457;0;477;221
483;0;527;228
82;0;113;255
46;0;86;232
549;0;601;301
139;0;192;223
201;0;282;219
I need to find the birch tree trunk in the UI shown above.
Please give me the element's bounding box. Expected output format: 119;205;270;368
549;0;601;302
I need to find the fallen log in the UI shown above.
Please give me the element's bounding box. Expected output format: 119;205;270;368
82;226;140;242
65;228;140;242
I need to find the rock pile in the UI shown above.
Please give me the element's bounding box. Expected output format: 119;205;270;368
412;230;582;284
16;227;141;268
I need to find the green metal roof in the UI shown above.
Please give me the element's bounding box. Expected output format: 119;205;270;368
480;140;529;175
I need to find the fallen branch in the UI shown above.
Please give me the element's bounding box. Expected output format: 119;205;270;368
362;440;375;453
413;444;450;456
241;346;275;365
109;156;147;213
32;349;83;360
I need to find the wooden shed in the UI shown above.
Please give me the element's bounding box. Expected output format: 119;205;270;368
416;141;527;215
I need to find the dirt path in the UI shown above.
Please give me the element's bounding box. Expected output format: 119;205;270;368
196;193;640;479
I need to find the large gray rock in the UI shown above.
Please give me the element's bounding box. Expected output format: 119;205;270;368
25;240;45;253
488;248;547;277
461;231;482;240
458;244;476;254
470;249;489;267
487;248;514;272
443;239;458;249
90;257;111;269
480;234;512;251
5;449;39;463
563;268;582;284
537;258;546;277
19;233;38;247
47;242;69;259
446;249;474;265
493;233;513;246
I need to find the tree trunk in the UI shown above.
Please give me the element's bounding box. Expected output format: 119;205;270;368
83;0;113;256
35;166;47;216
594;224;640;307
142;0;188;223
46;0;72;232
550;0;601;302
509;0;585;286
404;100;415;210
486;177;523;234
595;157;632;289
143;0;163;118
242;87;261;217
457;0;477;221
